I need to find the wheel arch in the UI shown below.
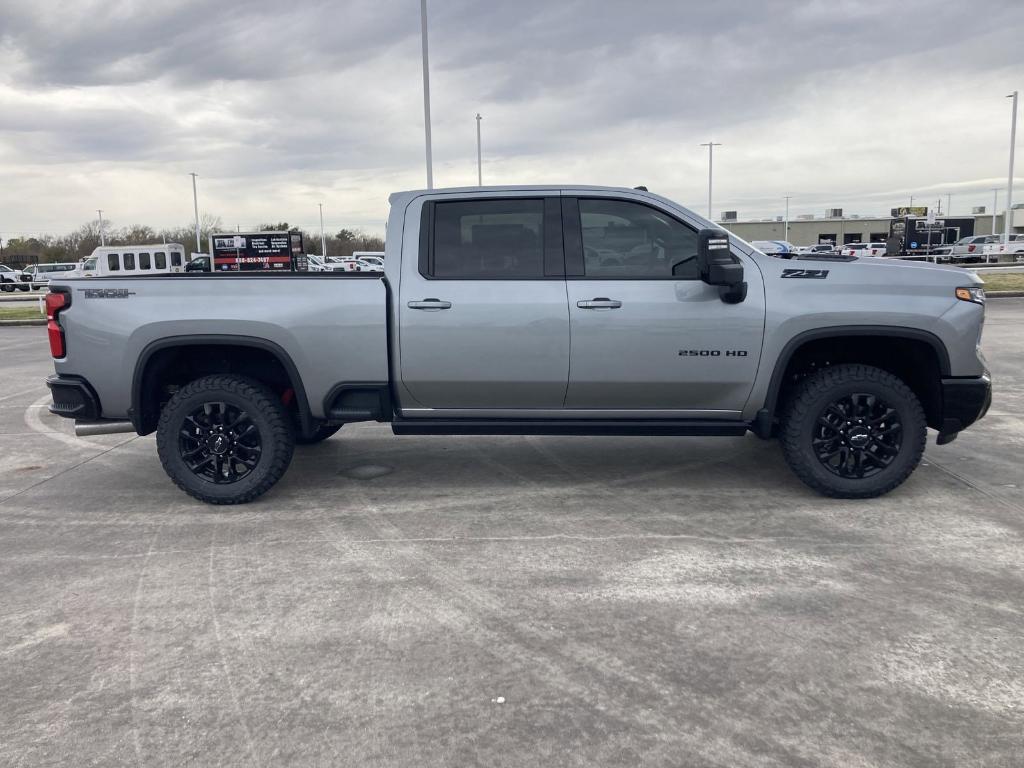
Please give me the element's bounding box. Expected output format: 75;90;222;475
756;326;951;436
131;335;313;437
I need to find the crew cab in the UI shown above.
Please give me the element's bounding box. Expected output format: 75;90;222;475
45;185;991;504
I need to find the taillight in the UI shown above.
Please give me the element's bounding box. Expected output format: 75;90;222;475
968;244;976;253
45;290;69;358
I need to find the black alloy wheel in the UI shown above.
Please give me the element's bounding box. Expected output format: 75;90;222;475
812;393;902;479
179;401;262;484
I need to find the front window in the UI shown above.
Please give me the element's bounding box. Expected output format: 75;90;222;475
578;198;698;279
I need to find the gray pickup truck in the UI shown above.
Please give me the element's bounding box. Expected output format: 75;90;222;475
45;185;991;504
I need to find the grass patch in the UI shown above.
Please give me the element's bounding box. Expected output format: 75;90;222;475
980;273;1024;292
0;304;45;321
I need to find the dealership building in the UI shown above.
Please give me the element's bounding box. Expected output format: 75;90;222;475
719;207;1024;247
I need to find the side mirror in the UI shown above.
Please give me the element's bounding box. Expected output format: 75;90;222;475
697;229;747;303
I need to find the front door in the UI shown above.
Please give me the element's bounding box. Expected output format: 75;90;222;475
398;196;570;410
563;197;765;414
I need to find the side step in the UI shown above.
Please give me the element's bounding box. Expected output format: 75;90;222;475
391;419;750;437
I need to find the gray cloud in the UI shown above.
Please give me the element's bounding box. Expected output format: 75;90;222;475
1;0;1022;237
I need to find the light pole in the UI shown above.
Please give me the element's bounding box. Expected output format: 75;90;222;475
318;203;327;258
1005;90;1018;244
420;0;434;189
476;113;483;186
784;195;791;242
992;188;1000;235
97;209;105;246
189;173;201;252
946;193;952;216
699;141;721;220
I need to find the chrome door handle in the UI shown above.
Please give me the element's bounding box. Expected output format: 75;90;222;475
577;298;622;309
407;298;452;310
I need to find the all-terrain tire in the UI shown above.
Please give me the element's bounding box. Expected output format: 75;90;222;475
156;374;295;504
781;364;926;498
294;423;342;445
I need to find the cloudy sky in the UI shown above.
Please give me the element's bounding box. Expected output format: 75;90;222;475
1;0;1022;240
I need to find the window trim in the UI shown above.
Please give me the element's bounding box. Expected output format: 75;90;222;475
563;196;702;281
418;196;565;281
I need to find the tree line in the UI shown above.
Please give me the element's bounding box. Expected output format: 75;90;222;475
1;217;385;267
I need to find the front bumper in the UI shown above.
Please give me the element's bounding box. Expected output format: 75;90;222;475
936;372;991;444
46;375;101;420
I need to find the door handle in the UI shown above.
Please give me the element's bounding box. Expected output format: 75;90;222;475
576;298;622;309
407;298;452;310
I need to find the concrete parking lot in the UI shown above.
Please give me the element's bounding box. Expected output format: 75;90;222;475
1;303;1023;767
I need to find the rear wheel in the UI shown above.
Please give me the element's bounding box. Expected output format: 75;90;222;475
156;375;294;504
781;364;926;498
0;281;12;292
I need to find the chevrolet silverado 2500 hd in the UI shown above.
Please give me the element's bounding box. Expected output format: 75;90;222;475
45;185;991;504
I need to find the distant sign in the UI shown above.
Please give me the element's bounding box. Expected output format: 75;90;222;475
209;231;305;272
891;206;928;217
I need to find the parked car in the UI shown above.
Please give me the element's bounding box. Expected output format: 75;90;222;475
840;242;887;258
794;244;837;256
45;184;990;504
21;262;78;289
185;255;211;272
931;235;998;262
0;263;29;291
980;234;1024;262
306;254;349;272
750;240;797;257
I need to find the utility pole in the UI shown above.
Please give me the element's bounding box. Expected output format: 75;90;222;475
784;195;791;242
699;141;722;220
946;193;952;217
318;203;327;258
420;0;434;189
992;188;1000;235
476;113;483;186
97;209;105;246
1005;90;1018;244
189;173;201;252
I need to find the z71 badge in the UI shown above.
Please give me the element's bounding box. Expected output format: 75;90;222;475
781;268;829;279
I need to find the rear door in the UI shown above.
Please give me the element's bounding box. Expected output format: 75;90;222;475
562;195;765;414
397;195;570;411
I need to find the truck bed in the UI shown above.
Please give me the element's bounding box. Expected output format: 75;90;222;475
49;273;389;420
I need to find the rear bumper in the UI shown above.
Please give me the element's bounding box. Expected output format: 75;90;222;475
46;374;101;420
937;372;991;443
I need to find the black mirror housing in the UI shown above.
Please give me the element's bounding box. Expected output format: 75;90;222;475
697;229;746;303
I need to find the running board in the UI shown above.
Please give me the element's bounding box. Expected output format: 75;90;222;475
391;419;750;437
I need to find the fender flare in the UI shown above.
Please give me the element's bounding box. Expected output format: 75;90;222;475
753;325;951;437
130;334;314;436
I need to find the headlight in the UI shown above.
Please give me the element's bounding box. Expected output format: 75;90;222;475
956;286;985;305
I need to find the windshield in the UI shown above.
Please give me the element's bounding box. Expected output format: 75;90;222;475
83;258;97;270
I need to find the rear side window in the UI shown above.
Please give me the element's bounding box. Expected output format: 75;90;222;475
431;199;545;278
139;252;151;270
170;252;181;267
123;253;135;270
578;199;698;279
107;254;120;271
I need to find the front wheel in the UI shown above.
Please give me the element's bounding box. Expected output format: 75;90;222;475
156;375;295;504
0;281;12;292
780;364;926;498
